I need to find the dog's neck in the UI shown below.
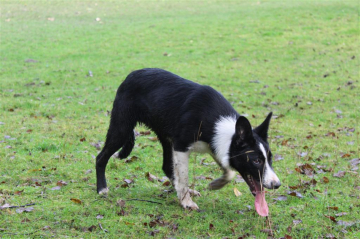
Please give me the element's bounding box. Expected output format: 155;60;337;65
212;115;237;169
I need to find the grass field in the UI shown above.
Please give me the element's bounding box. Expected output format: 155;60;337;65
1;0;359;238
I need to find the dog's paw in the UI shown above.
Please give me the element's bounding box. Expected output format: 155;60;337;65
208;178;229;190
181;198;199;210
98;187;109;195
189;189;201;197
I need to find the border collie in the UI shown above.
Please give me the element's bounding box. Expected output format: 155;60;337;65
96;68;281;217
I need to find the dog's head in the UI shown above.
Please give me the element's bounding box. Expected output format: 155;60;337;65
229;112;280;216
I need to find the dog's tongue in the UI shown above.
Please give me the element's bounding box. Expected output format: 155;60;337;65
254;183;269;217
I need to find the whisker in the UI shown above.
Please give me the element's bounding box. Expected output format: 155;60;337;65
229;150;254;159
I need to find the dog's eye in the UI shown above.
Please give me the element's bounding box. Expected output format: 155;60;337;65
253;159;262;165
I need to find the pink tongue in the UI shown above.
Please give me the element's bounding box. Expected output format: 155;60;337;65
254;184;269;217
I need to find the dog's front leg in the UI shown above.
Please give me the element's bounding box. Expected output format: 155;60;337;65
209;168;236;190
173;151;199;210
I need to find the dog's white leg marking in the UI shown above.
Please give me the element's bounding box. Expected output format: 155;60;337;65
98;187;109;195
173;150;199;210
259;143;280;188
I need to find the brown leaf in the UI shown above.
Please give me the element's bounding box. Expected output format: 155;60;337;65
281;140;288;146
139;131;151;135
123;179;133;184
327;206;338;211
14;189;24;195
145;172;158;182
57;180;68;186
341;153;351;158
21;218;31;223
325;132;336;137
209;223;214;230
70;198;82;204
288;191;303;198
325;215;337;223
26;129;33;133
80;137;86;142
162;181;171;186
125;156;138;163
333;171;346;178
124;221;135;226
88;225;96;232
322;177;329;183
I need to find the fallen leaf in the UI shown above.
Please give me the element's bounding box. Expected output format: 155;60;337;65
21;218;31;223
273;195;287;201
293;219;302;225
16;207;34;213
209;223;214;230
349;158;360;166
80;137;86;142
325;215;337;223
88;225;96;232
335;212;347;217
333;171;346;178
163;181;171;186
337;220;355;227
233;188;242;197
139;131;151;135
288;191;303;198
57;180;68;186
50;186;61;190
14;190;24;195
341;153;351;158
70;198;82;204
327;206;339;211
117;199;126;207
260;228;274;236
96;214;104;219
145;172;158;182
148;137;158;142
125;156;138;163
274;154;284;161
322;177;329;183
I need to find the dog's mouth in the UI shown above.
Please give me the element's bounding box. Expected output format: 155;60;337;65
243;174;269;217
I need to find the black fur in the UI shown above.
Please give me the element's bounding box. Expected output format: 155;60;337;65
96;68;280;197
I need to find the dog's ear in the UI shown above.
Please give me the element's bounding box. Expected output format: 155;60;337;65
253;112;272;141
235;116;254;143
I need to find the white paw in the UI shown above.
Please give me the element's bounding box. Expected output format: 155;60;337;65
180;197;199;210
189;189;201;197
98;187;109;195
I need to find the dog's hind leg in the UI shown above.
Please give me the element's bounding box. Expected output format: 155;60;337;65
96;105;136;194
160;138;174;182
118;131;135;159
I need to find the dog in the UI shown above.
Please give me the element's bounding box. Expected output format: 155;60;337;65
96;68;281;216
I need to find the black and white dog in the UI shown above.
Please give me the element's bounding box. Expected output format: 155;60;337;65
96;68;281;216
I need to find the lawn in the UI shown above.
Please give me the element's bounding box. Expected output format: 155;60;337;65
0;0;359;238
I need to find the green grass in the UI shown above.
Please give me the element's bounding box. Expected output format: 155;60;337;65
1;0;359;238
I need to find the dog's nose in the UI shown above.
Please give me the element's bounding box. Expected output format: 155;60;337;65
271;181;281;189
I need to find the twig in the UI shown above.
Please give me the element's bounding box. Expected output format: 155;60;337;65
7;203;36;209
98;223;109;233
127;199;162;204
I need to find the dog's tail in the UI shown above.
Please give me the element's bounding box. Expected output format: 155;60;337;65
118;131;135;159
